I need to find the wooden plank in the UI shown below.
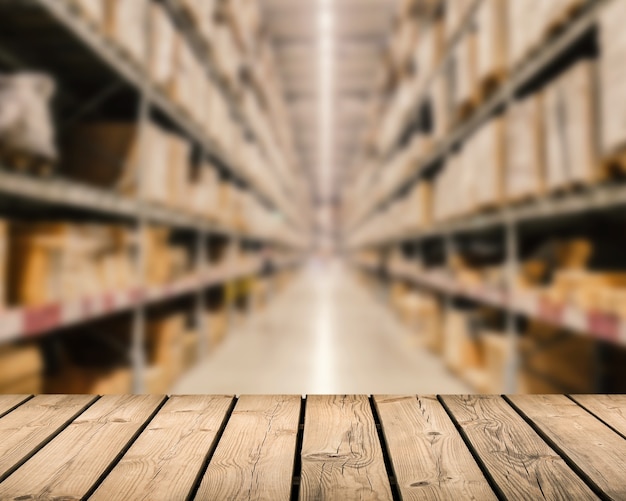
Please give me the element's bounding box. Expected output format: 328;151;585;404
508;394;626;499
570;394;626;437
0;395;31;418
0;394;164;499
441;395;597;500
374;395;497;500
0;394;96;482
194;395;300;501
300;395;393;501
90;395;234;501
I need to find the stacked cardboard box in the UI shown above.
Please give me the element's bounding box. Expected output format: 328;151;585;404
519;321;595;393
104;0;147;66
0;220;6;309
506;95;544;201
475;0;507;93
544;60;597;189
0;342;43;393
146;312;185;390
7;223;137;306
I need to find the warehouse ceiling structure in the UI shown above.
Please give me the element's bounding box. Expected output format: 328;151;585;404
260;0;396;204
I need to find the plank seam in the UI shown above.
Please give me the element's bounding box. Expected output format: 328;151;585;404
502;395;612;501
184;395;239;501
368;395;401;501
0;395;100;485
437;395;508;501
0;395;34;420
289;395;306;501
565;395;626;441
82;395;170;500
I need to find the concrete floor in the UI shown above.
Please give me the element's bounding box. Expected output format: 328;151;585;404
173;260;472;395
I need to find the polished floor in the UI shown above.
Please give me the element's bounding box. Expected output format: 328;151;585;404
174;260;471;394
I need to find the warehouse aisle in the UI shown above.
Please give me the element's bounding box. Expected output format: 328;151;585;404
174;261;471;394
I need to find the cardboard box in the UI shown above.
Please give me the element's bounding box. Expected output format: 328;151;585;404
476;0;507;87
544;60;597;189
506;95;544;201
104;0;147;65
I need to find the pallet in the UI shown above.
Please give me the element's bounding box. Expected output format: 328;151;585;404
0;148;54;177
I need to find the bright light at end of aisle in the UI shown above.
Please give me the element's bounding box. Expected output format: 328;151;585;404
318;0;334;199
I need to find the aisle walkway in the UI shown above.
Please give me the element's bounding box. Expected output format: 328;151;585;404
174;261;471;394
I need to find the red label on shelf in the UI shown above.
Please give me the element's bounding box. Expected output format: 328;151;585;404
588;312;619;342
24;304;62;336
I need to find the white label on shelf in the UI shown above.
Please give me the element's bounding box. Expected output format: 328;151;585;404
562;305;586;333
0;309;23;342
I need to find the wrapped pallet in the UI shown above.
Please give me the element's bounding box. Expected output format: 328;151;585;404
104;0;148;66
475;0;507;94
506;95;544;202
0;342;43;394
544;60;596;190
473;117;505;210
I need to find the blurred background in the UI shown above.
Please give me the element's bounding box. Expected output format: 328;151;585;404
0;0;624;395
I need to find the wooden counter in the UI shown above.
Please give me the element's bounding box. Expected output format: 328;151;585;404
0;394;624;499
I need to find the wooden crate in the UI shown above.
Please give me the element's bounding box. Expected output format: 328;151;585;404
544;60;597;190
506;95;545;203
475;0;507;100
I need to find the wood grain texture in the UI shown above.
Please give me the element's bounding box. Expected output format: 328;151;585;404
0;394;96;481
91;395;234;501
0;394;164;500
508;394;626;499
0;395;31;418
194;395;300;501
570;394;626;437
300;395;392;501
441;395;597;500
374;395;496;500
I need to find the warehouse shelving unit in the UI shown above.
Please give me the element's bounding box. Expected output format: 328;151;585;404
0;0;308;392
345;0;623;393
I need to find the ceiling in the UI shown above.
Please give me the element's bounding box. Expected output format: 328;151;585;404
260;0;397;204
